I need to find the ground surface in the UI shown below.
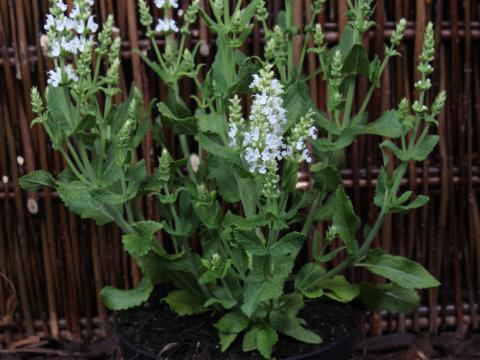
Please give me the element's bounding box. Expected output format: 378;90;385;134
1;331;479;359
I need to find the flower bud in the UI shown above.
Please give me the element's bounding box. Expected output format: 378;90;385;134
97;15;114;56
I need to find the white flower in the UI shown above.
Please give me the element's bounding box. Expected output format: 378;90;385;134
296;137;304;150
308;126;317;139
56;0;68;11
87;16;99;33
69;5;80;19
44;14;55;31
65;65;78;81
250;74;260;89
154;0;179;8
50;40;61;57
301;149;312;163
47;67;62;87
155;18;179;33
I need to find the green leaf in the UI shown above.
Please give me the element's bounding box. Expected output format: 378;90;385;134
337;25;355;59
215;312;250;352
236;231;266;255
342;44;370;76
412;135;439;161
198;133;241;166
270;312;322;344
364;110;403;138
197;112;228;137
270;232;305;256
241;256;294;317
357;250;440;289
322;275;360;303
332;187;360;254
390;195;429;213
313;246;346;263
19;170;56;192
100;277;153;310
47;86;75;136
243;328;258;352
122;221;163;258
57;181;112;225
311;164;342;192
157;92;197;135
208;156;241;203
295;263;325;298
193;200;221;229
164;289;208;316
215;312;250;334
381;140;407;161
256;323;278;359
212;37;236;94
284;81;319;130
358;282;420;313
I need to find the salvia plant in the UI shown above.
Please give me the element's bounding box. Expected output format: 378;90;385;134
21;0;445;358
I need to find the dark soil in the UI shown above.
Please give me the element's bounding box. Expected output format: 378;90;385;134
114;289;361;360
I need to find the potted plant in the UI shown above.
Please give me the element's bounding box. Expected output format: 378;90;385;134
21;0;445;359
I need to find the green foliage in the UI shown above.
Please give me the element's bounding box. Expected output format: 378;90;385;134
19;171;56;192
164;289;208;316
357;249;440;289
25;2;444;359
100;277;153;310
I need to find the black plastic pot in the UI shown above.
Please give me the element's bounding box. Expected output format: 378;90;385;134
117;327;359;360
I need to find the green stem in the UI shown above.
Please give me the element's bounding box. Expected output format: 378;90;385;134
179;135;197;183
342;79;356;129
285;0;294;80
59;148;91;184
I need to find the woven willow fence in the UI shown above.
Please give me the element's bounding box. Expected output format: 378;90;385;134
0;0;479;345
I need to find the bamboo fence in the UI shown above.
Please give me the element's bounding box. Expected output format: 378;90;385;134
0;0;479;346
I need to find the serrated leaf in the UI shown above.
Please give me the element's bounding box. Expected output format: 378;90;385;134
197;112;228;137
198;133;241;166
412;135;439;161
364;110;403;138
208;156;241;203
357;250;440;289
122;221;163;258
164;289;207;316
57;181;112;225
99;277;153;310
322;275;360;303
47;86;75;136
332;187;360;254
270;312;322;344
256;323;278;359
215;312;250;334
311;164;342;192
358;282;420;313
242;328;258;352
295;263;326;298
270;232;305;256
343;44;370;76
19;170;56;192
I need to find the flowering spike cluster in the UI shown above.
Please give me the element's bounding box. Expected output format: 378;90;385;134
265;26;287;64
349;0;374;33
413;23;435;115
287;109;317;163
227;95;244;147
263;162;280;199
44;0;118;88
30;87;47;126
154;0;179;34
181;0;200;34
397;98;415;131
256;0;268;22
327;50;344;111
158;148;172;184
228;65;317;196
